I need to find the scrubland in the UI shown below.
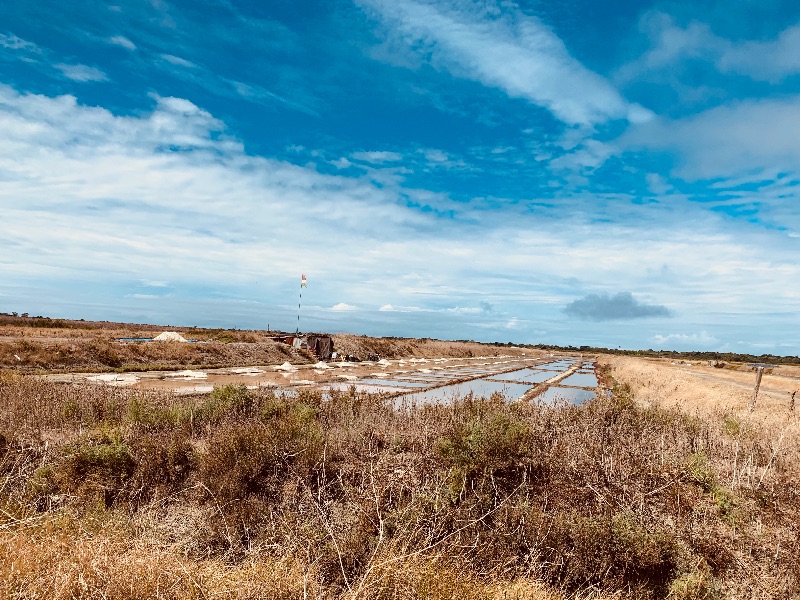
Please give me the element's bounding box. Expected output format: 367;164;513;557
1;351;798;599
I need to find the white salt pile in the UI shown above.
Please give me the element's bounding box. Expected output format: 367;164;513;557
377;359;391;366
154;331;189;343
165;370;208;380
312;361;332;370
275;362;298;372
86;373;139;386
230;367;264;375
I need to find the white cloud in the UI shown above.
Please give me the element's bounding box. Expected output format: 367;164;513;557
622;97;800;184
351;150;403;163
0;33;41;52
108;35;136;51
0;84;797;349
359;0;651;126
376;304;425;312
445;306;481;314
0;33;43;64
653;331;718;347
331;303;358;311
160;54;197;68
645;173;672;194
717;24;800;82
54;63;109;82
619;14;800;84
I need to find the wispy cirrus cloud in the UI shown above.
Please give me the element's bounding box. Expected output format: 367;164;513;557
108;35;136;51
160;53;196;68
0;32;41;53
0;32;43;64
54;63;108;82
358;0;651;126
0;32;109;82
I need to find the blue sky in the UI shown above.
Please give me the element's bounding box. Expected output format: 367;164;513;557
1;0;798;354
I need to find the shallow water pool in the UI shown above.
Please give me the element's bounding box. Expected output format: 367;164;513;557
534;386;595;404
397;379;532;405
559;372;599;387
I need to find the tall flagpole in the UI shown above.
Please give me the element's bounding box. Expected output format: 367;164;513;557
297;274;306;334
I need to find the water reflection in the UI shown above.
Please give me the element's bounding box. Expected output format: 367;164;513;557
534;386;595;404
398;379;532;405
559;372;599;387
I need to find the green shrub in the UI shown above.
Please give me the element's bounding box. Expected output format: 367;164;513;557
198;384;256;423
668;569;715;599
128;432;192;502
435;398;530;498
57;431;135;507
126;395;192;430
547;512;679;596
199;397;324;502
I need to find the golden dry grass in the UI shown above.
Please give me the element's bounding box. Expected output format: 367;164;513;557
0;513;576;600
599;354;799;426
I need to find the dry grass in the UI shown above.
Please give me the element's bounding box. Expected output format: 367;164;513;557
601;355;800;420
0;355;798;598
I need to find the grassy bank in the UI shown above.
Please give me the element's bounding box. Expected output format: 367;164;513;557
0;362;798;598
0;315;531;371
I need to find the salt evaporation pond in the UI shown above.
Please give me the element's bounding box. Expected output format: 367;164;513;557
489;369;556;384
535;386;595;404
398;379;532;405
559;372;599;388
357;378;431;388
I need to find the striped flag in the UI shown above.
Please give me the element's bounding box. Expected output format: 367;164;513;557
301;274;307;287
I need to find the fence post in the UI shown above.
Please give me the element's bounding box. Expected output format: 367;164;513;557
749;366;764;412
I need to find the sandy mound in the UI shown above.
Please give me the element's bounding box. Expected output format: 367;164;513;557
154;331;189;343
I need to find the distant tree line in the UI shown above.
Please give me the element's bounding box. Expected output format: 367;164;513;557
528;343;800;366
